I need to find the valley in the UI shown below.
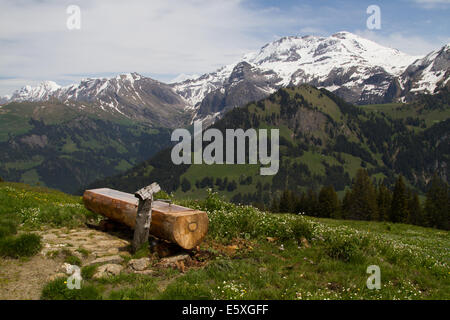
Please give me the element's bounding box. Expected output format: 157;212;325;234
1;0;449;305
89;86;449;209
0;100;173;193
1;32;448;198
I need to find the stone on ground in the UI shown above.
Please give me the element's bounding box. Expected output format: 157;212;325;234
128;258;150;271
59;263;78;275
93;264;124;279
48;273;67;282
88;255;124;266
158;254;190;267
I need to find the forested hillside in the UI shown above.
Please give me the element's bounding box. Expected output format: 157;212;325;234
0;101;172;193
89;85;449;205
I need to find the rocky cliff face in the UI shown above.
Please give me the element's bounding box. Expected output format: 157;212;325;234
399;44;450;101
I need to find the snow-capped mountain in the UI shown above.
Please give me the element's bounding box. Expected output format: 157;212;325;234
1;32;448;125
173;31;428;121
168;73;200;84
399;43;450;101
2;73;191;127
0;95;10;105
7;81;61;102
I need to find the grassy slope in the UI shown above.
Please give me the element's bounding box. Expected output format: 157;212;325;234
1;182;448;300
0;101;172;193
361;102;450;127
175;86;449;201
0;101;135;142
0;182;97;231
163;86;353;199
87;85;449;204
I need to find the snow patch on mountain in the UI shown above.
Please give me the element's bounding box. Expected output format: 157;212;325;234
173;31;423;109
1;32;448;121
6;81;61;102
246;31;419;82
401;43;450;95
169;73;200;84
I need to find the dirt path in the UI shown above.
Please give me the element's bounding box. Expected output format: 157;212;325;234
0;225;223;300
0;255;60;300
0;227;131;300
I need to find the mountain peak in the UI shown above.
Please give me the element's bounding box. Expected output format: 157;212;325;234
7;80;61;102
115;72;143;82
173;31;441;113
40;80;61;91
2;33;447;117
331;30;355;37
169;73;200;84
239;31;417;82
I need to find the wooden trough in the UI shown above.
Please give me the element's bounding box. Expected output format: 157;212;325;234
83;188;208;250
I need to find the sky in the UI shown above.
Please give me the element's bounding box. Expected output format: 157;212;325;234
0;0;449;96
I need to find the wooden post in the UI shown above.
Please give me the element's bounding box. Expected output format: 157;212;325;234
131;182;161;253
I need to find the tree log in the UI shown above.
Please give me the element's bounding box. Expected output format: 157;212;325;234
83;188;209;250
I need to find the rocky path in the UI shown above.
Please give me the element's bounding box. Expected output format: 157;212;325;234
38;227;132;263
0;226;193;299
0;227;131;299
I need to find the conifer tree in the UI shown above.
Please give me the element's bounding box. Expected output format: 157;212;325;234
296;192;307;214
424;174;449;230
305;189;319;216
347;169;378;220
377;183;392;221
390;175;408;223
341;189;352;219
270;197;280;213
279;190;296;213
181;178;191;192
318;185;340;218
406;190;423;226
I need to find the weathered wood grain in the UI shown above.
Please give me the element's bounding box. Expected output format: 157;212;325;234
83;188;209;250
135;183;161;201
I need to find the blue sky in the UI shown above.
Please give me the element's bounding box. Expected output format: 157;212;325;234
244;0;449;39
0;0;449;95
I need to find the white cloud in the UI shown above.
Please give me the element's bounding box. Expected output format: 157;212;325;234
0;1;447;96
355;30;449;56
0;0;301;95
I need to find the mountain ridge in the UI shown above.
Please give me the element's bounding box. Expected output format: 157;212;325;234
85;85;450;202
2;32;448;127
0;99;174;193
172;31;447;122
2;73;192;128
